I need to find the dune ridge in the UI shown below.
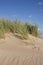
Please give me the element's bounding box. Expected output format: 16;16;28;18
0;33;43;65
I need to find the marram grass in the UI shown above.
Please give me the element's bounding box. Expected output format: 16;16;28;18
0;19;38;39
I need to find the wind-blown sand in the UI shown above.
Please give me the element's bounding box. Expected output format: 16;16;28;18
0;33;43;65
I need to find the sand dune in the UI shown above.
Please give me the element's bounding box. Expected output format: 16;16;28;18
0;33;43;65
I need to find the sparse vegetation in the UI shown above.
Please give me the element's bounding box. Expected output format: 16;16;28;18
0;19;38;39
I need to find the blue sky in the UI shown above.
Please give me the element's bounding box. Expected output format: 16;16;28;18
0;0;43;29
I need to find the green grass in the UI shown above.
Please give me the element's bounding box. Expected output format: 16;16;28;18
0;19;38;39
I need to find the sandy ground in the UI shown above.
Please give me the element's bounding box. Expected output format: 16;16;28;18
0;33;43;65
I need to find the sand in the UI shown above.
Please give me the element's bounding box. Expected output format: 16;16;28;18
0;33;43;65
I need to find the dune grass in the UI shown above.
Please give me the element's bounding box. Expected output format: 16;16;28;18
0;19;38;39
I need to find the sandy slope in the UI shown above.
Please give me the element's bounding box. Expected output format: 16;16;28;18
0;33;43;65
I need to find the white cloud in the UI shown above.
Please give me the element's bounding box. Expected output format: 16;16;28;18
38;2;42;5
38;28;43;31
28;15;32;18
